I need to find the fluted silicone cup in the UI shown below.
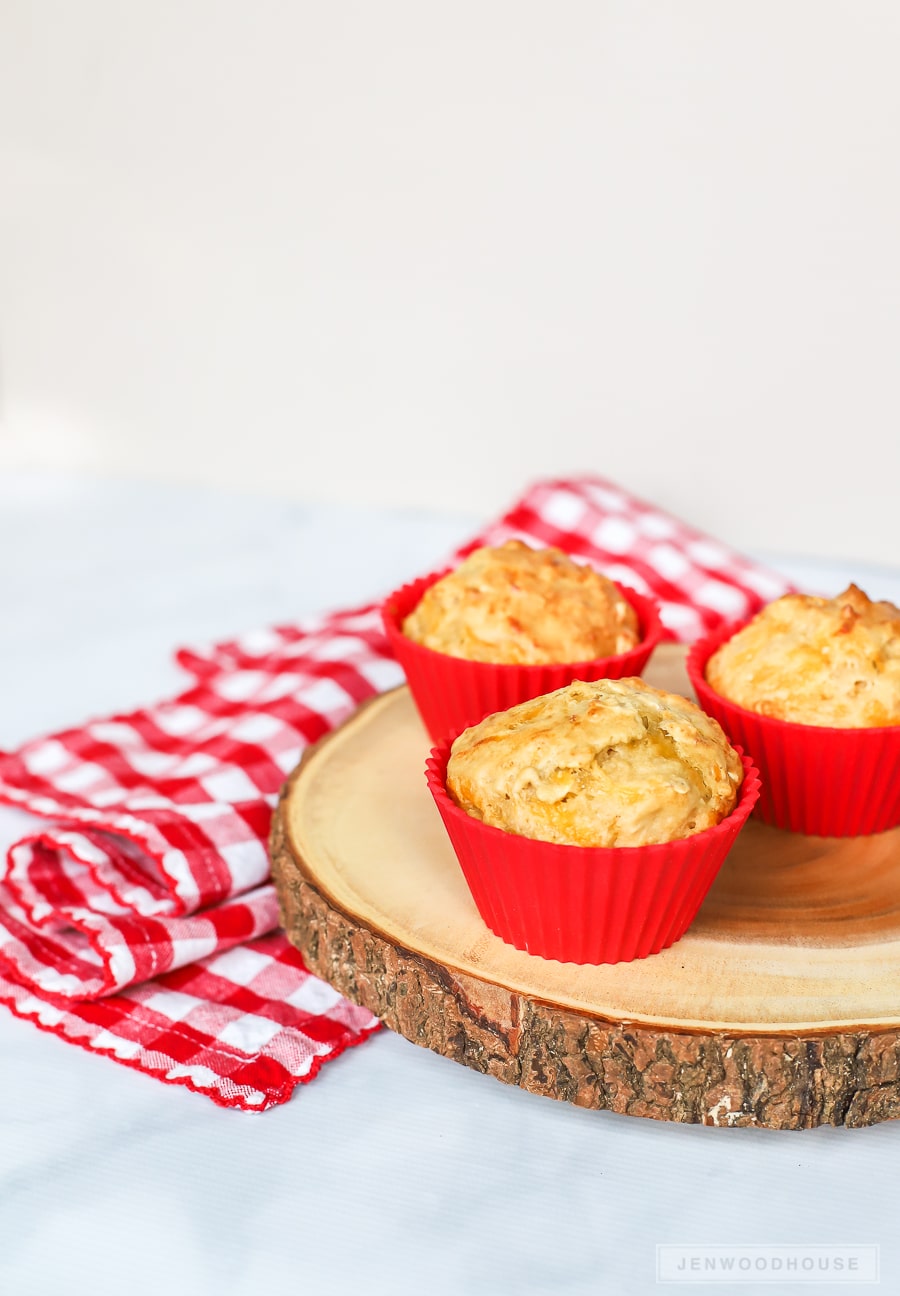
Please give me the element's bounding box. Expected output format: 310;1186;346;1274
687;623;900;836
383;569;663;744
425;742;760;965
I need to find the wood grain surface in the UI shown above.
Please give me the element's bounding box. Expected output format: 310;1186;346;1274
271;646;900;1129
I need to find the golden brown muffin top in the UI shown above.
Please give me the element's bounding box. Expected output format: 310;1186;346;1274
706;584;900;728
402;540;639;664
446;677;743;847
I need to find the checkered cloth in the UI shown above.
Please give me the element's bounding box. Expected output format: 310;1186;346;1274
0;477;791;1109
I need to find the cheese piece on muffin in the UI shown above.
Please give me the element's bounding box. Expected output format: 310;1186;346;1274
402;540;639;665
446;677;742;847
706;584;900;728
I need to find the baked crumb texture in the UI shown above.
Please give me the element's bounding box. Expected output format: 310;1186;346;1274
446;677;743;847
402;540;640;665
706;584;900;728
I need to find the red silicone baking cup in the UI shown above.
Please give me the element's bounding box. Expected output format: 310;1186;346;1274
425;742;759;965
383;569;663;743
687;623;900;837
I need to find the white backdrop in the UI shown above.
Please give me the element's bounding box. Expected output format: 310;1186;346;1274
1;1;899;564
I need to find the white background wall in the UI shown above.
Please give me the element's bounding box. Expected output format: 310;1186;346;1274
1;1;898;563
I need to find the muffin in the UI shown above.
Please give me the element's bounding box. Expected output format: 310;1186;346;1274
402;540;639;664
446;678;743;848
383;548;661;743
705;584;900;728
687;585;900;836
426;679;758;965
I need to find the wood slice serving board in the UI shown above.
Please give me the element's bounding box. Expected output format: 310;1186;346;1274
271;646;900;1130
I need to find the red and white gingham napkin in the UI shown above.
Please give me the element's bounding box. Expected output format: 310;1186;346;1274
0;478;791;1110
